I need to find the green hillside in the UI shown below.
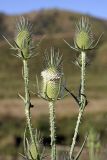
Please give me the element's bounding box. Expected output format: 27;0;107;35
0;9;107;98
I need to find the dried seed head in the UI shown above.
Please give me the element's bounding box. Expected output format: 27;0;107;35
75;17;94;50
40;48;64;101
15;17;33;59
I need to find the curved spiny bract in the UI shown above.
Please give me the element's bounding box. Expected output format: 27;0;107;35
21;129;44;160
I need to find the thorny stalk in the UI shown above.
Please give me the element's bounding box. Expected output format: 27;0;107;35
23;59;34;143
23;59;40;159
49;101;57;160
70;51;86;160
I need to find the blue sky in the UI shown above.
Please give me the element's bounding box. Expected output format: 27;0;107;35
0;0;107;19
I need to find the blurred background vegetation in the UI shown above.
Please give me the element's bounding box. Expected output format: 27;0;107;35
0;9;107;159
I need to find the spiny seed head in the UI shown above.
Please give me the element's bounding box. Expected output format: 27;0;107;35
75;17;94;50
40;48;64;101
15;17;33;59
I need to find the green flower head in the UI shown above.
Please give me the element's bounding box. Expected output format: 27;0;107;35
15;17;34;59
64;16;102;53
40;48;64;101
75;17;94;50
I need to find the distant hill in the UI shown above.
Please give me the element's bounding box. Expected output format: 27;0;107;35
0;9;107;38
0;9;107;98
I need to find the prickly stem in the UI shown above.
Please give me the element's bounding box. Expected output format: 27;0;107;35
49;101;56;160
23;60;40;159
23;60;34;142
70;51;86;159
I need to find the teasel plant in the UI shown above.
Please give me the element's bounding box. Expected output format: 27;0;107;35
64;17;102;160
36;48;65;160
4;17;42;160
